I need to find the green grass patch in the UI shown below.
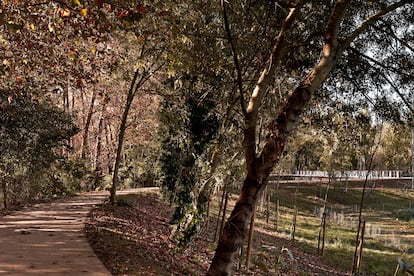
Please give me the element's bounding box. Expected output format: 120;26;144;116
259;180;414;274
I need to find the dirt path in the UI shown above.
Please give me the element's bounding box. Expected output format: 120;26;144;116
0;191;112;275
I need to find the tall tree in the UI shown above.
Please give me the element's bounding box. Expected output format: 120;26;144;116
109;28;166;203
207;1;414;274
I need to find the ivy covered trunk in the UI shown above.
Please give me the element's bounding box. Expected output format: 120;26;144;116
158;75;219;246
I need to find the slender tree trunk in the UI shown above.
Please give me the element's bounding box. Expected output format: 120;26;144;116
266;188;270;223
238;246;244;271
71;85;75;113
352;126;383;274
110;70;139;205
274;172;280;231
2;181;7;210
318;178;331;254
206;200;210;229
105;124;114;174
93;99;107;190
275;198;279;231
63;83;69;112
291;206;298;242
356;220;366;274
411;128;414;189
318;212;327;255
219;192;229;237
81;89;97;160
67;77;75;150
214;189;227;242
245;205;256;271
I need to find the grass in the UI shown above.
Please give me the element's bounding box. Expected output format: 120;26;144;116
254;178;414;275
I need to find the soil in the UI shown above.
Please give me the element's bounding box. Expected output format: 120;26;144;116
86;188;349;275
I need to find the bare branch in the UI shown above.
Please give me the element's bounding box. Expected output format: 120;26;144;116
255;0;351;177
374;20;414;53
243;2;303;175
221;0;246;116
378;72;414;114
272;0;302;9
349;47;414;80
345;52;414;113
342;0;413;50
246;2;303;121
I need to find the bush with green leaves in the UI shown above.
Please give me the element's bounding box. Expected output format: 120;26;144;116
157;75;219;226
0;91;78;208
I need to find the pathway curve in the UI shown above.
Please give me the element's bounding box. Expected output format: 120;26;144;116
0;191;111;275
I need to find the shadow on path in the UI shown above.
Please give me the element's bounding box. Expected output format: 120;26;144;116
0;191;111;275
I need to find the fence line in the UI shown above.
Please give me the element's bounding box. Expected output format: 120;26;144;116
295;170;403;179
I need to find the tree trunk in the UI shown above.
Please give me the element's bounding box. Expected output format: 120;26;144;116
206;200;210;229
291;206;298;242
208;1;351;274
245;205;256;271
275;198;279;231
219;192;229;238
105;123;114;174
208;66;341;275
318;179;331;254
81;89;97;160
352;129;380;273
109;70;139;205
356;220;366;274
266;188;270;223
274;172;280;231
63;82;70;112
207;178;261;275
214;189;227;242
93;98;107;190
318;212;327;255
2;181;7;210
411;128;414;189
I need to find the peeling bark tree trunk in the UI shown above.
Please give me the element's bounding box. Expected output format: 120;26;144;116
207;1;352;274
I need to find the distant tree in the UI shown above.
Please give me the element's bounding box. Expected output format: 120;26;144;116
377;124;412;172
109;5;169;203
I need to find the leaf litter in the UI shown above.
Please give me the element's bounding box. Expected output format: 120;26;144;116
85;190;348;275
